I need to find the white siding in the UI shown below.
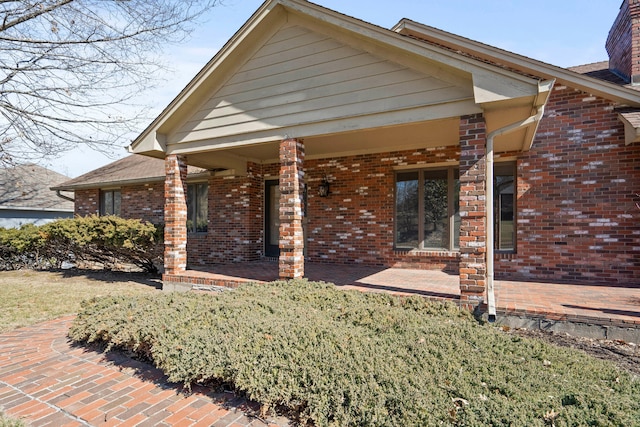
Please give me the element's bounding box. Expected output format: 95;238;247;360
170;25;473;145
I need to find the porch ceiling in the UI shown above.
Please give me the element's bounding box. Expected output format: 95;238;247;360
182;115;528;171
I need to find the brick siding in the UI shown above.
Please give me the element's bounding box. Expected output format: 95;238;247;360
164;155;188;275
187;162;263;267
458;114;487;308
495;85;640;284
278;138;305;279
74;189;99;216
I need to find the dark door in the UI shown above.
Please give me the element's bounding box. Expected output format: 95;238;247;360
265;180;280;257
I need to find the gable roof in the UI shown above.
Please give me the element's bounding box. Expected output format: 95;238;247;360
52;155;208;191
129;0;552;165
0;164;73;212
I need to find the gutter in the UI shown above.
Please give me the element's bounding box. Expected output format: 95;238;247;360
484;81;552;321
55;190;75;203
0;205;74;213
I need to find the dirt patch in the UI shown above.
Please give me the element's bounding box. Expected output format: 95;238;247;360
506;327;640;376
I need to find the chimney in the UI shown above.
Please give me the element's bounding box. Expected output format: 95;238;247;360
606;0;640;85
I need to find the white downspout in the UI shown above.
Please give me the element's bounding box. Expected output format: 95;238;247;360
485;105;546;321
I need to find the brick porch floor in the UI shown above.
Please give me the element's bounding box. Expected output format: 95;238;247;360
167;261;640;329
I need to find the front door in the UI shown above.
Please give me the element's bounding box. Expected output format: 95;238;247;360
265;180;280;257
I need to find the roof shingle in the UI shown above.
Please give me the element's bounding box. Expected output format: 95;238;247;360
52;155;208;191
0;164;74;211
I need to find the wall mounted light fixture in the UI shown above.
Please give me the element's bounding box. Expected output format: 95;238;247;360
318;175;330;197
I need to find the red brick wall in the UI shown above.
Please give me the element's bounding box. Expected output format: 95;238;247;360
75;189;99;216
121;183;164;224
303;145;461;268
187;162;263;267
74;184;164;223
495;84;640;284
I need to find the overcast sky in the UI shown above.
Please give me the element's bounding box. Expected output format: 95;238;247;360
48;0;622;177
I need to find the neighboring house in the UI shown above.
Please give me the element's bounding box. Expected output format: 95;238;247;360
55;0;640;310
0;164;73;228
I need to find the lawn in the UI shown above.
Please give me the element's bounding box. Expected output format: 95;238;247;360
0;270;159;333
70;279;640;427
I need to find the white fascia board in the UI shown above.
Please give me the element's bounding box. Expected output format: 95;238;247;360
129;0;282;153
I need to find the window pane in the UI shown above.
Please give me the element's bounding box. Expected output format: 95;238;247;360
453;171;460;250
102;191;113;216
423;170;448;249
187;184;196;233
495;163;515;250
196;184;208;232
113;191;121;216
395;172;419;248
269;184;280;246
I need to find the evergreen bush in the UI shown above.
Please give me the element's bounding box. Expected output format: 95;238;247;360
0;216;161;272
69;280;640;426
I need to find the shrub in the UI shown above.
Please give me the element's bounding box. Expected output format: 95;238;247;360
69;280;640;426
0;411;25;427
0;224;48;270
0;216;161;273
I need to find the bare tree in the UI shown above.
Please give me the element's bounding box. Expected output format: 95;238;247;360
0;0;219;165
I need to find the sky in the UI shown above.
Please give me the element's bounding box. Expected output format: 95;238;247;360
48;0;622;178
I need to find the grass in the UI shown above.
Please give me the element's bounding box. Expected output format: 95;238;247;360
70;279;640;427
0;270;159;333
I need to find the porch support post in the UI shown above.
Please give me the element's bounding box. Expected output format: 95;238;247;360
164;154;188;275
278;138;305;279
458;114;487;310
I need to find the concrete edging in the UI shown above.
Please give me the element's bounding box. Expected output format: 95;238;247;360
487;313;640;344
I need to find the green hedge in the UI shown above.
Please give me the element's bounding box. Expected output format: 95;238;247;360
69;280;640;426
0;216;161;272
0;411;24;427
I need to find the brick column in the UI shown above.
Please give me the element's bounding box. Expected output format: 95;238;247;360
164;154;188;275
279;138;305;279
458;114;487;310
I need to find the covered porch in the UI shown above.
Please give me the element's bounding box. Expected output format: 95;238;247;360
164;261;640;341
130;0;557;313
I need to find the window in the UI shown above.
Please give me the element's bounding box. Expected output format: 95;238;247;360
100;190;121;216
395;168;459;251
394;163;515;252
187;183;208;233
494;163;515;251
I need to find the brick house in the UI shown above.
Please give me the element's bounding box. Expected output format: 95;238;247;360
55;0;640;312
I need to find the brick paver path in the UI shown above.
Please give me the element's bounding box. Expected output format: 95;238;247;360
0;316;291;427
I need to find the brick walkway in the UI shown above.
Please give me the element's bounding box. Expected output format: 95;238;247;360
0;317;291;427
